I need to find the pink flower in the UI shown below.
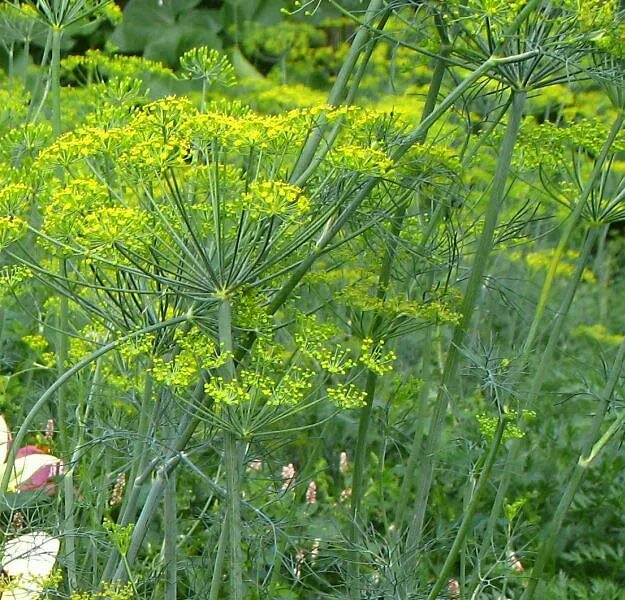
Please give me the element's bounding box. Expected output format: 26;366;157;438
0;415;62;494
305;481;317;504
281;463;296;491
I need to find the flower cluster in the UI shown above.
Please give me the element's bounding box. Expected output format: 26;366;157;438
359;338;396;376
326;383;367;409
231;180;309;225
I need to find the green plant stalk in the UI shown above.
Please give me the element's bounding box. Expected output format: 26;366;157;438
201;78;208;113
164;466;177;600
63;357;102;593
0;313;191;498
209;513;229;600
595;225;610;324
427;416;506;600
394;326;433;529
405;89;527;554
56;278;69;448
50;26;62;137
218;298;243;600
119;366;155;522
290;0;386;182
521;339;625;599
113;455;182;582
292;7;391;187
224;430;243;600
348;45;448;595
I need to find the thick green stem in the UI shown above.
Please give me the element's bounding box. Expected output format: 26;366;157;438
394;326;433;529
224;431;243;600
218;299;243;600
405;89;526;554
50;26;62;137
427;416;506;600
113;456;182;582
164;466;177;600
290;0;386;182
209;514;229;600
522;340;625;599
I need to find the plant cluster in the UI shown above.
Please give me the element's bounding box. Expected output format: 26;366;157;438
1;1;625;599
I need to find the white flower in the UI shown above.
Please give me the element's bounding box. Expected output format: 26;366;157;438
0;532;60;599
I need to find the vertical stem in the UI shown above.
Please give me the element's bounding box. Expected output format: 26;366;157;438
119;368;155;524
290;0;385;182
218;298;243;600
595;224;610;324
209;514;229;600
64;358;102;593
113;456;182;582
50;26;62;137
56;286;69;448
164;466;177;600
224;430;243;600
394;327;433;528
406;89;526;554
201;79;207;113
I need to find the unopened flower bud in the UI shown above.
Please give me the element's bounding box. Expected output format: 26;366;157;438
10;511;25;532
44;419;55;441
339;451;349;475
110;472;126;507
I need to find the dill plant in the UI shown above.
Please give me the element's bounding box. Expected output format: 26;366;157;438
0;0;625;598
